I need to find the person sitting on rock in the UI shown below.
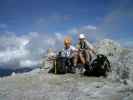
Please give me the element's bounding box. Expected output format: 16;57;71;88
75;34;96;65
60;36;78;73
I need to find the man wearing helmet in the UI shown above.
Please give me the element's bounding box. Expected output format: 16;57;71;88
76;34;96;65
60;36;78;73
62;36;77;57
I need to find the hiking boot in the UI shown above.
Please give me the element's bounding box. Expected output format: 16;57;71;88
71;67;76;73
67;66;76;74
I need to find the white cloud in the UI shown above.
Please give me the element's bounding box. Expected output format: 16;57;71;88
84;25;97;30
0;48;29;63
0;32;65;68
117;39;133;48
0;23;132;68
46;37;56;46
20;60;39;67
68;25;98;42
68;25;97;34
55;32;65;42
68;28;78;34
0;34;30;67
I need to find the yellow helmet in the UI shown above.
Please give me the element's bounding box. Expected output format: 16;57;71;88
64;36;72;44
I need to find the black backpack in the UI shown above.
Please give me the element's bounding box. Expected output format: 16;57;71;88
48;55;74;74
84;54;111;77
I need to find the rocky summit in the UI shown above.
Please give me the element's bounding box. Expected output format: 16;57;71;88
96;39;133;84
0;39;133;100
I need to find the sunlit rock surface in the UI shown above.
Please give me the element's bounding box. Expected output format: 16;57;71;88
96;39;133;85
0;70;133;100
0;39;133;100
41;48;56;69
96;39;123;62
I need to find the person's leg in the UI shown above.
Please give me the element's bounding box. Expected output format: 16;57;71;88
85;50;92;64
73;52;78;67
70;57;76;73
79;51;86;64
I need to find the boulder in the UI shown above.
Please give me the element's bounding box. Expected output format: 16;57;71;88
96;39;133;84
96;39;123;60
41;49;56;69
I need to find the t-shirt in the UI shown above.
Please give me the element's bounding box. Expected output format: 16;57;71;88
61;45;77;58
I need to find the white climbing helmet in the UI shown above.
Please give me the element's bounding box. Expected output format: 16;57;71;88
79;34;85;39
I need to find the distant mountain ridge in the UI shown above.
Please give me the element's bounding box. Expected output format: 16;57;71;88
0;67;34;77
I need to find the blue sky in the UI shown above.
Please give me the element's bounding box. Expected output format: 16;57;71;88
0;0;133;68
0;0;105;34
0;0;132;38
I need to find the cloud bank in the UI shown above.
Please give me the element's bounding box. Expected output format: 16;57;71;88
0;23;132;68
0;25;96;68
0;32;65;68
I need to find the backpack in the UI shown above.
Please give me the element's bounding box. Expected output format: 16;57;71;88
48;53;74;74
84;54;111;77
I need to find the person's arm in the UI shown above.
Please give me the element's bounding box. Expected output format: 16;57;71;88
70;45;78;52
